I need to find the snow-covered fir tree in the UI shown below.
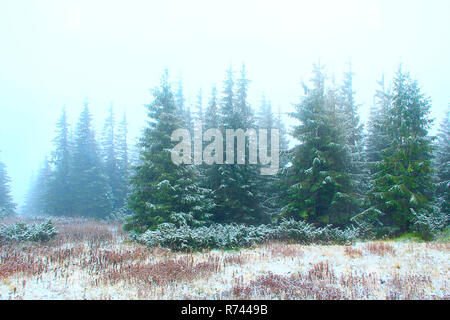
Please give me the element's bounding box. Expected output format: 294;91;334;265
45;107;73;216
362;68;435;234
125;70;214;232
281;63;358;227
70;103;112;218
435;109;450;216
175;78;193;135
0;152;16;217
256;95;282;219
365;75;392;167
23;157;51;216
115;112;130;212
201;86;223;208
338;65;366;198
102;106;128;211
211;65;263;224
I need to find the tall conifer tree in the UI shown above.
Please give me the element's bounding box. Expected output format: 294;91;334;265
125;71;213;232
212;65;263;224
0;152;16;217
282;64;357;227
71;103;112;218
363;68;435;233
435;110;449;215
46;108;73;216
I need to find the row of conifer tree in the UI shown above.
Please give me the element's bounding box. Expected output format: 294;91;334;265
0;63;448;237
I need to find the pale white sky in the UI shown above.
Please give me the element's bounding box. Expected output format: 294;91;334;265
0;0;449;207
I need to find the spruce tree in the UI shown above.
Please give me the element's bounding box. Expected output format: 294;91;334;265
435;109;450;215
175;78;192;135
338;66;366;197
202;86;223;211
71;103;112;218
125;71;213;232
212;65;263;224
115;112;130;211
195;89;203;123
256;96;279;219
0;153;16;217
275;106;290;170
363;68;435;233
282;64;357;227
365;75;392;166
46;108;73;216
102;106;124;211
23;157;52;216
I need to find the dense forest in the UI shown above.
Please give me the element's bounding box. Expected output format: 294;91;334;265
1;64;448;241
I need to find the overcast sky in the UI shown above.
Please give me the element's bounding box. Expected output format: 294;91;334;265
0;0;449;208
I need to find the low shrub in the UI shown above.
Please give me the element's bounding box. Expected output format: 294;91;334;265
0;220;58;243
411;207;448;241
131;219;361;252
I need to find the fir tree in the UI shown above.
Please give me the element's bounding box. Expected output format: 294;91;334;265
275;106;290;170
46;108;73;216
212;65;263;224
282;63;358;227
338;66;366;197
195;89;203;123
102;106;125;211
435;109;450;215
365;75;392;166
24;157;52;216
0;153;16;217
125;71;213;232
116;112;130;211
257;95;279;219
71;103;112;218
362;68;435;233
201;86;223;207
175;78;192;134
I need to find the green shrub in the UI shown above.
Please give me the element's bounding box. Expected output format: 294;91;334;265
411;207;448;241
0;220;58;243
131;219;361;252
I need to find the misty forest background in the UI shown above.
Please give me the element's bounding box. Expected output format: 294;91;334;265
0;63;449;241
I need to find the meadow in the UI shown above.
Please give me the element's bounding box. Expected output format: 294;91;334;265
0;218;448;300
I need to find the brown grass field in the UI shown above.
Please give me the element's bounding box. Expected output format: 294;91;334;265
0;218;448;300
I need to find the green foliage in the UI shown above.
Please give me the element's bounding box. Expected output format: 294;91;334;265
102;107;130;213
0;154;16;217
410;207;448;241
24;158;52;216
132;219;360;252
338;65;367;197
281;64;359;227
45;108;73;216
69;104;112;218
0;220;58;243
365;75;392;165
125;70;214;232
24;106;129;219
435;110;450;216
435;227;450;242
256;97;289;220
17;63;445;243
362;68;435;233
206;65;263;225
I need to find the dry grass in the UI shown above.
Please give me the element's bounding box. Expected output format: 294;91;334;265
344;246;363;258
0;218;448;300
264;242;304;258
426;242;450;251
364;242;396;256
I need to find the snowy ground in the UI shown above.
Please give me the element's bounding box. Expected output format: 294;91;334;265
0;219;448;300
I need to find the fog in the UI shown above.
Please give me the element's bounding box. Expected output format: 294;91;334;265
0;0;449;207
